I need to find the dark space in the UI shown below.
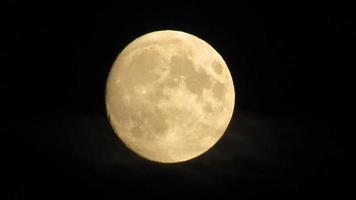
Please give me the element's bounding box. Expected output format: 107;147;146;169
3;1;351;199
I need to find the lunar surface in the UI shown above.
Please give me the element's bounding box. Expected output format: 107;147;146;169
106;30;235;163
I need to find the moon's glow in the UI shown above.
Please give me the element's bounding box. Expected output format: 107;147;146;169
106;30;235;163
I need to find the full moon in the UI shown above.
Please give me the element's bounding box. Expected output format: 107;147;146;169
106;30;235;163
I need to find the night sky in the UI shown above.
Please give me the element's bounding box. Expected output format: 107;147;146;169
4;1;350;199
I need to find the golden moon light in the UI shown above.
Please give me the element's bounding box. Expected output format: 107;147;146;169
105;30;235;163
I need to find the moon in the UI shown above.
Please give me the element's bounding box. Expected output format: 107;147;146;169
105;30;235;163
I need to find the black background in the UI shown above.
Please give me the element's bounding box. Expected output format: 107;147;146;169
3;1;351;199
